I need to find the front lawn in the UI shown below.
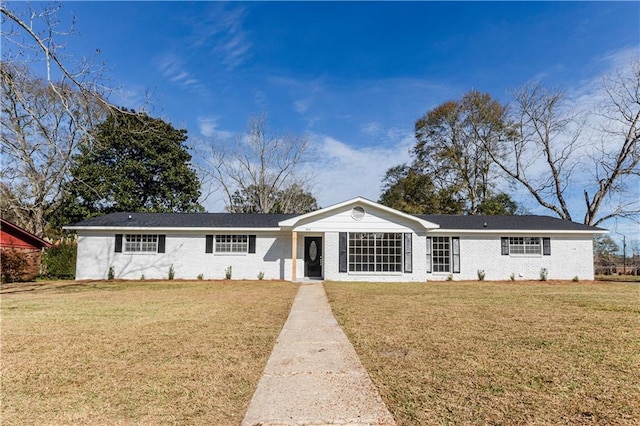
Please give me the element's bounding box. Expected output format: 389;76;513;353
325;281;640;425
1;280;297;425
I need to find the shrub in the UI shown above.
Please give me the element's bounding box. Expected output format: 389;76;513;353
257;271;265;280
168;264;175;280
1;250;29;283
572;275;579;282
540;267;548;281
510;272;516;281
446;273;453;281
197;273;204;280
108;266;115;280
43;239;77;280
140;274;145;280
477;269;485;281
225;266;232;280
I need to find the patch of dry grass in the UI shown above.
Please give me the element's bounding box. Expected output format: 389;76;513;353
596;275;640;283
1;280;297;425
325;281;640;425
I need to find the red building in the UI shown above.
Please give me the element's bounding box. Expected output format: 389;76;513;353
1;219;51;282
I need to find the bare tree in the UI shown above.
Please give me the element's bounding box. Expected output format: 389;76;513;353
583;62;640;226
1;3;111;111
198;115;312;213
0;3;130;237
1;62;106;237
486;61;639;226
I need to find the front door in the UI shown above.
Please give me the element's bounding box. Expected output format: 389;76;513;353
304;237;322;278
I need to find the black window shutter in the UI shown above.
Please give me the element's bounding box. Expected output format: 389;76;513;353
501;237;509;255
542;237;551;256
157;235;166;253
404;233;412;273
115;234;123;253
426;236;432;273
339;232;347;273
452;237;460;273
248;235;256;253
205;235;214;253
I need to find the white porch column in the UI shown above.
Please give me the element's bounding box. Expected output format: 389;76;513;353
291;231;297;281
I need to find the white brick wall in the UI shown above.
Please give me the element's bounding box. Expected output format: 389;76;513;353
426;234;594;281
76;231;291;280
76;230;596;282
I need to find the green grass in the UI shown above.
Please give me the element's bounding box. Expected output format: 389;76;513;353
325;281;640;425
1;280;297;425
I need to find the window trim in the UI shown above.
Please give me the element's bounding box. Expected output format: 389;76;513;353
347;232;404;274
214;234;249;254
427;236;460;274
204;234;256;256
121;234;160;254
507;236;543;257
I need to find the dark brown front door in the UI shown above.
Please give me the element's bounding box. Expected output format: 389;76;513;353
304;237;322;278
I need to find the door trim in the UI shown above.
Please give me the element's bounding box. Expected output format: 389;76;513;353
304;236;323;278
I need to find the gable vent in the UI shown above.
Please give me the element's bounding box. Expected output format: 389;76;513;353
351;206;365;221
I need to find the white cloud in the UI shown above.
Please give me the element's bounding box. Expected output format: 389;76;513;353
305;131;413;207
190;4;252;70
360;122;383;137
156;53;204;92
197;116;232;139
294;99;311;114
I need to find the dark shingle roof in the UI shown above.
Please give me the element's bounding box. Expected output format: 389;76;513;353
417;214;603;231
69;212;297;228
68;211;604;232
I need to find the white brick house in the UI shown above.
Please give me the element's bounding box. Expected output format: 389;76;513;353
65;197;605;281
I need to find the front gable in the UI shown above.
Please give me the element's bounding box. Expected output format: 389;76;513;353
279;197;439;233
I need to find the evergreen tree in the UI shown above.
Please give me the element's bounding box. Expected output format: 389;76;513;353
55;109;202;225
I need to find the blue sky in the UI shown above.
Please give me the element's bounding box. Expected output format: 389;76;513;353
7;1;640;242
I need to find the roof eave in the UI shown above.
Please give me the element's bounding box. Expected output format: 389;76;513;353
63;226;284;232
426;228;608;234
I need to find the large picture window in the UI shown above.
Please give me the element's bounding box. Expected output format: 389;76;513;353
124;234;158;253
215;235;248;253
348;233;402;272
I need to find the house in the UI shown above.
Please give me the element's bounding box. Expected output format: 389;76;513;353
1;218;52;281
64;197;606;282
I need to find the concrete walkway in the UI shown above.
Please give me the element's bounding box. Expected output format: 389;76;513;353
242;282;396;426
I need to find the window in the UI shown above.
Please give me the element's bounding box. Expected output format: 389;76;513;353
215;235;248;253
509;237;541;255
348;233;402;272
502;237;550;256
124;234;158;252
432;236;451;272
428;236;460;273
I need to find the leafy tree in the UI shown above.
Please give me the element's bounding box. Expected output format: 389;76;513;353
412;91;516;215
593;235;620;274
382;91;518;215
229;183;319;214
55;109;203;225
594;235;619;260
477;193;519;215
379;165;464;214
43;239;77;279
198;114;314;213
